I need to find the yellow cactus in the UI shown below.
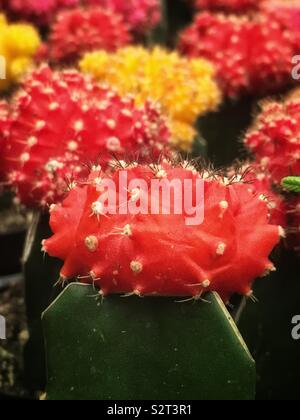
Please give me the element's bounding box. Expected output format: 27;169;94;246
80;47;222;151
0;15;40;91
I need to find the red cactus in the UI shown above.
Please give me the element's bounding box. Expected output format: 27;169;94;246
194;0;259;12
179;12;294;97
39;7;131;63
261;0;300;51
244;99;300;185
44;160;281;302
84;0;161;34
244;91;300;257
2;65;170;208
1;0;79;25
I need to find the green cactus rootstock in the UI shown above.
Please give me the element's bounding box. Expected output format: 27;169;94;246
281;177;300;193
42;284;256;400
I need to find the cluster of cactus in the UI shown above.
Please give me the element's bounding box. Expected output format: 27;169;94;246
80;46;222;150
244;90;300;256
0;14;40;91
0;65;170;208
43;159;282;303
38;6;132;64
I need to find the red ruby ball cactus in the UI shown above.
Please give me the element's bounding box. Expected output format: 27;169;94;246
244;99;300;185
38;6;131;64
43;160;281;302
2;65;170;208
179;12;294;98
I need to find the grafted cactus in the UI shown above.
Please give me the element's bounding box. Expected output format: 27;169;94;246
43;160;281;302
40;158;281;399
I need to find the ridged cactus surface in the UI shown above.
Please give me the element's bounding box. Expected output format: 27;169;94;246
42;284;255;400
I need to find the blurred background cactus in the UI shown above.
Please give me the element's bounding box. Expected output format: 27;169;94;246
0;14;40;91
